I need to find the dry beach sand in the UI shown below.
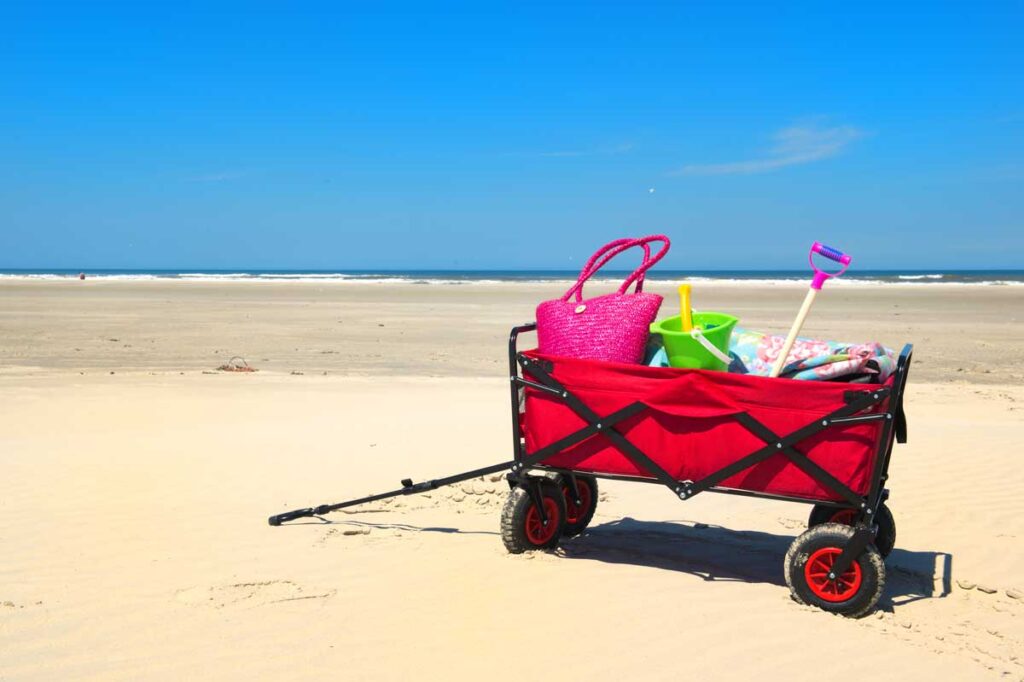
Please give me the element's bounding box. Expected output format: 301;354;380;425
2;278;1023;680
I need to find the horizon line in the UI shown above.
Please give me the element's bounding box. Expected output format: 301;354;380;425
2;266;1023;273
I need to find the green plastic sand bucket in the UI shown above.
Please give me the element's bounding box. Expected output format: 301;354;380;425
650;311;738;371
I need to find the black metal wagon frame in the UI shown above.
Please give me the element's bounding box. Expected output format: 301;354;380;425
270;323;913;617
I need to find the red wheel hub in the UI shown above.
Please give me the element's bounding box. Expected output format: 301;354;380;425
804;547;863;602
563;481;592;525
830;509;858;525
524;497;560;545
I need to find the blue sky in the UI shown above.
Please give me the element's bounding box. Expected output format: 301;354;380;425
2;2;1022;270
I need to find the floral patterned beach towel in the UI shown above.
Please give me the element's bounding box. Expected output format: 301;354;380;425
728;327;897;382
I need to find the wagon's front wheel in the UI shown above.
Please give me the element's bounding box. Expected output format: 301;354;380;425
808;503;896;558
784;523;886;618
500;479;567;554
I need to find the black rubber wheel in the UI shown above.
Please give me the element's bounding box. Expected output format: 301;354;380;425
808;503;896;558
500;479;567;554
784;523;886;618
557;475;598;537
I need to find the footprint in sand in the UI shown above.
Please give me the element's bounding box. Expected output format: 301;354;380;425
317;526;373;544
175;580;335;609
775;517;806;530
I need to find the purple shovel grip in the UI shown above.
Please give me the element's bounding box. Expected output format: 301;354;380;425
809;241;852;289
812;241;852;265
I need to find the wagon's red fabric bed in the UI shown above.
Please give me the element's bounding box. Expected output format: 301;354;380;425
521;350;893;502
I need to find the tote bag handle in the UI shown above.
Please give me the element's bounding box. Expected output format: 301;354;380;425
562;238;648;303
571;238;652;295
562;235;671;303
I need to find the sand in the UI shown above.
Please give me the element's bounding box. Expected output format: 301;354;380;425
1;279;1022;680
2;278;1022;383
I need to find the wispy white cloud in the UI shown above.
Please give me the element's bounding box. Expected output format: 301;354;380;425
674;123;865;176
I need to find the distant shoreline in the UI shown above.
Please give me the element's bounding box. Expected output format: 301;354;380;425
2;269;1023;286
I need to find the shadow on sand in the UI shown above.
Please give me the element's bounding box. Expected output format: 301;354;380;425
293;514;951;611
290;515;501;538
555;517;952;611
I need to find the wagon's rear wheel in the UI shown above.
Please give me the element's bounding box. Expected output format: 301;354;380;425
784;523;885;618
559;475;598;538
808;503;896;558
500;479;566;554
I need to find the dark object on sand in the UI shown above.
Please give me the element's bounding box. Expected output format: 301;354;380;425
269;323;913;619
217;356;257;372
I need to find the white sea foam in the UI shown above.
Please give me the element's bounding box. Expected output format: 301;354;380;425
0;273;67;280
0;272;161;280
1;272;1021;286
625;276;1021;287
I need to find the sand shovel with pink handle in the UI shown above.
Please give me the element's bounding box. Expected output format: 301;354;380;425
769;242;852;378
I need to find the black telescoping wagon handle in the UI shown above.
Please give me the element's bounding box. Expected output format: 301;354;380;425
268;485;424;526
268;463;515;526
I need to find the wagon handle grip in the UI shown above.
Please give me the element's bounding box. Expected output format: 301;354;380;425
268;507;317;526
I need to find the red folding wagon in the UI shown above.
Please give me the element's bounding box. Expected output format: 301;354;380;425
271;323;913;618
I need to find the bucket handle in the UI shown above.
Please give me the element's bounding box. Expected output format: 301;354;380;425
689;327;733;366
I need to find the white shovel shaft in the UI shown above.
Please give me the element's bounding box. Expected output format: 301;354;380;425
769;287;818;378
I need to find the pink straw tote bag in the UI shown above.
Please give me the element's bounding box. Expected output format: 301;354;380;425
536;235;671;363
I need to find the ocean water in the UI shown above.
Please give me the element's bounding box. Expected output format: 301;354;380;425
1;269;1022;286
